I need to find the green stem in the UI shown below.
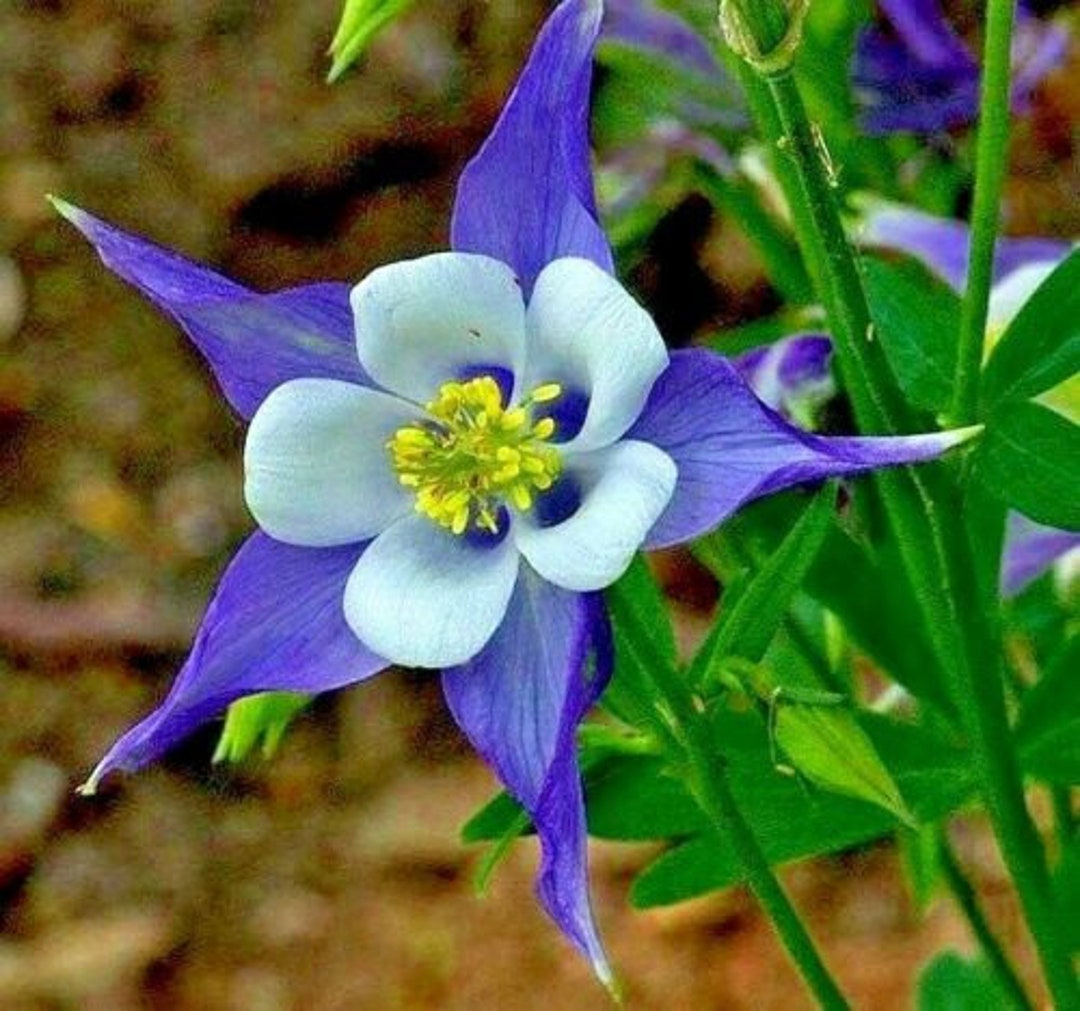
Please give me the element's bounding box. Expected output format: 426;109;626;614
938;826;1034;1010
615;591;851;1009
951;0;1018;425
682;722;850;1011
730;52;1080;1011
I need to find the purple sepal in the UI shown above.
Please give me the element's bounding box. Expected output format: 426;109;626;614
450;0;613;295
54;200;368;419
631;349;968;548
83;533;387;792
1001;513;1080;597
442;570;614;985
859;204;1071;291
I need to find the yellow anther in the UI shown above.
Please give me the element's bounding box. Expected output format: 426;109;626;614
530;382;563;404
386;376;563;535
532;417;555;440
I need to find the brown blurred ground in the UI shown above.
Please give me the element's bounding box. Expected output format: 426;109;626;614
0;2;1070;1008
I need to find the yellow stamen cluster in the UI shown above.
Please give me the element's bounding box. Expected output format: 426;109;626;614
388;376;563;535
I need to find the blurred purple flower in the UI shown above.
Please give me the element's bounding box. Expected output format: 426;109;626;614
734;333;835;428
854;0;1068;135
58;0;976;982
1002;514;1080;597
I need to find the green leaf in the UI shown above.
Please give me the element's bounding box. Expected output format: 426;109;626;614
1016;634;1080;785
974;402;1080;529
983;249;1080;409
772;698;915;826
1052;834;1080;952
917;952;1013;1010
863;257;960;413
327;0;416;83
628;710;975;907
689;486;836;687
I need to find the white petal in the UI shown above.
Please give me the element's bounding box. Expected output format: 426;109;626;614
344;514;520;667
525;258;668;452
351;252;527;403
244;378;416;547
514;440;676;592
987;261;1058;334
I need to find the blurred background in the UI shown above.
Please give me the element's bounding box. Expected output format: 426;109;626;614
0;1;1073;1008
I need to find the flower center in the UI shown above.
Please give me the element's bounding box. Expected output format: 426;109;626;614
387;376;563;536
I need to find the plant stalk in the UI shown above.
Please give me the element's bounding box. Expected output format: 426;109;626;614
724;44;1079;1011
951;0;1019;425
938;826;1034;1010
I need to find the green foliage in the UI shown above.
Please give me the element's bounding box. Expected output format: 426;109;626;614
982;250;1080;409
327;0;417;83
628;710;974;907
771;695;914;826
1016;634;1080;785
917;952;1015;1010
863;257;960;414
690;486;836;687
975;402;1080;529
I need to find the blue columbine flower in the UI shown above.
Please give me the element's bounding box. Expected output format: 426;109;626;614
854;0;1068;135
58;0;975;984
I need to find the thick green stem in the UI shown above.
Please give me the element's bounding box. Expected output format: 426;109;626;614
951;0;1018;424
938;826;1034;1010
728;49;1079;1011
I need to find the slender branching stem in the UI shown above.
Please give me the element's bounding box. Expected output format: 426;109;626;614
951;0;1019;424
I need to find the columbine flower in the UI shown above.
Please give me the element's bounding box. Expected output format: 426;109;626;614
854;0;1068;135
60;0;973;983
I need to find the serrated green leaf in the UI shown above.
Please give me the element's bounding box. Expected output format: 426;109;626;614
1016;633;1080;785
975;402;1080;530
983;249;1080;409
864;257;960;413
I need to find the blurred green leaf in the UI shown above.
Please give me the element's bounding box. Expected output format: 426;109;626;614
863;257;960;413
917;952;1013;1010
974;402;1080;529
1016;633;1080;785
983;249;1080;409
327;0;416;83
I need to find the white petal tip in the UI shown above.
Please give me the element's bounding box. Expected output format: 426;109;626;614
944;424;984;448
